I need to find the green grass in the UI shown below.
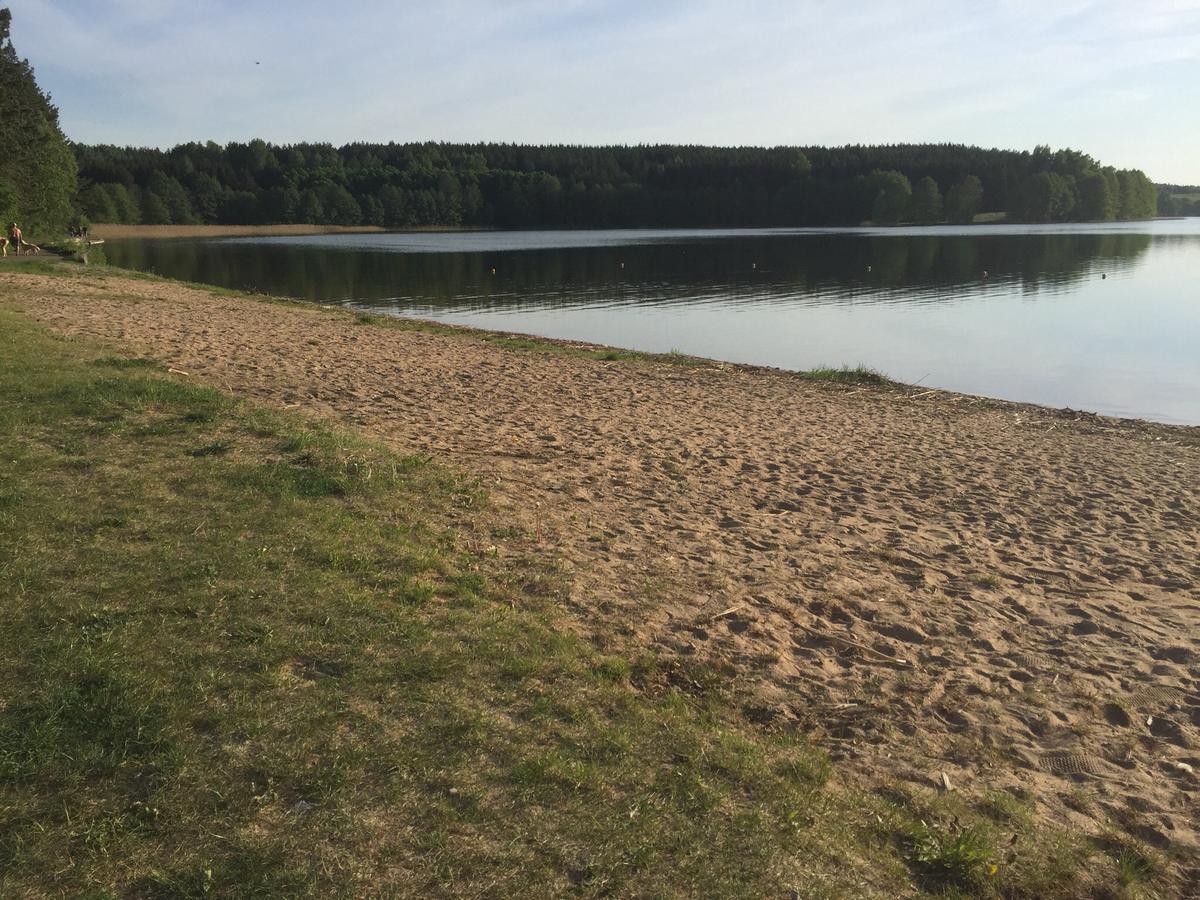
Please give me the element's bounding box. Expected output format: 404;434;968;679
907;820;996;887
797;365;894;386
0;287;1174;897
0;255;70;275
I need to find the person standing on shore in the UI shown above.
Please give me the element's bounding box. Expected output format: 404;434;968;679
7;223;22;255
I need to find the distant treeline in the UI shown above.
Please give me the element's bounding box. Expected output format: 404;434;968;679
1157;183;1200;217
74;141;1161;229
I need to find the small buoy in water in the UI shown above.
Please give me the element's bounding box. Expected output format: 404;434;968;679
752;262;757;270
1101;273;1107;280
867;265;872;272
620;262;624;269
490;267;496;275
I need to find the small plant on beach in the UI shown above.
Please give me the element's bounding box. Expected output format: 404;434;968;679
1096;832;1163;894
974;573;1001;589
977;789;1032;826
797;365;893;386
906;819;996;886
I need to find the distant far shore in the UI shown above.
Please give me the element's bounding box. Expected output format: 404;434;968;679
90;215;1187;242
89;223;505;240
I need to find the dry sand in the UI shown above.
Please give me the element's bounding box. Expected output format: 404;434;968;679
4;271;1198;868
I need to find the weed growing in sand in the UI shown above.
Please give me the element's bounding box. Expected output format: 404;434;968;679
974;573;1001;589
797;365;894;386
977;789;1033;826
861;782;1128;898
92;354;161;369
907;820;996;885
1096;831;1165;894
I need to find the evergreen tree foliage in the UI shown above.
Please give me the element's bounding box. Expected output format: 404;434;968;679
1156;183;1200;217
0;8;78;234
0;176;16;225
137;189;171;225
72;138;1159;229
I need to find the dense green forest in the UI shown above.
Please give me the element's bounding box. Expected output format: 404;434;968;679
1157;183;1200;217
74;140;1160;229
0;8;77;234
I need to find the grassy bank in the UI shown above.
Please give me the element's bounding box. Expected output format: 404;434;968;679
0;285;1170;897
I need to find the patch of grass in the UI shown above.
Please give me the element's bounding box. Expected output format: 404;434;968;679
797;365;894;386
977;789;1032;825
862;784;1130;898
974;573;1002;589
187;439;231;457
0;256;69;275
93;354;162;370
476;332;693;367
907;819;996;887
1095;831;1165;895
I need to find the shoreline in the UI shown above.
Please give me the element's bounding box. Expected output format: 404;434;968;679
4;255;1197;432
90;223;389;239
3;267;1199;880
4;255;1195;434
90;223;513;239
89;216;1186;242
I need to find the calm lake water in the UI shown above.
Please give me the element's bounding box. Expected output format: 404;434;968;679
105;222;1200;425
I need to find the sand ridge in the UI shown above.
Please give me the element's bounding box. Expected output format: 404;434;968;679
5;272;1198;870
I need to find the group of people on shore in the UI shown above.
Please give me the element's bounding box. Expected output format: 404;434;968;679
1;222;25;256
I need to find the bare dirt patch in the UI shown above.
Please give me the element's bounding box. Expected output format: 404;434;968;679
5;271;1198;873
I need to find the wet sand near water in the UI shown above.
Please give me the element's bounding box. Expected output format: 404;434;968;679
90;224;501;240
91;224;388;240
4;271;1198;874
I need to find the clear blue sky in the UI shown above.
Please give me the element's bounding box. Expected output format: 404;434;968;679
10;0;1200;184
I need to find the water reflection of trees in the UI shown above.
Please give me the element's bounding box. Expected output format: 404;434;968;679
107;232;1156;312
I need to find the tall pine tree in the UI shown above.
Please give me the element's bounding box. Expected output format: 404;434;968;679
0;8;77;235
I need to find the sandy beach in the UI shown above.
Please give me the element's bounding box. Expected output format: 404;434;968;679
3;270;1198;868
88;224;501;240
90;224;389;240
